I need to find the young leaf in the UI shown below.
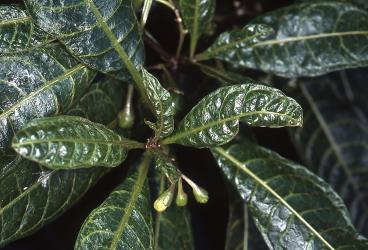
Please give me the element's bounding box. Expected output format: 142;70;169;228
0;79;124;247
162;83;302;148
195;24;273;62
0;43;94;151
0;5;53;54
179;0;216;57
75;154;154;250
142;68;175;139
12;116;144;169
212;142;368;249
25;0;144;73
289;76;368;235
225;190;268;250
230;2;368;77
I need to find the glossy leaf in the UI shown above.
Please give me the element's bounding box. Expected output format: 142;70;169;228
227;2;368;77
141;68;175;139
0;80;124;247
0;43;94;151
298;0;368;10
12;116;143;169
212;142;368;249
67;78;124;126
155;155;181;184
289;75;368;235
180;0;216;56
196;24;273;61
25;0;144;73
0;5;53;54
75;154;154;250
162;83;302;148
225;190;268;250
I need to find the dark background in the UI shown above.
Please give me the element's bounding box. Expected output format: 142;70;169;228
3;0;297;249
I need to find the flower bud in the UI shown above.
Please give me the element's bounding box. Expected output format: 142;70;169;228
176;179;188;206
192;185;209;204
154;185;175;212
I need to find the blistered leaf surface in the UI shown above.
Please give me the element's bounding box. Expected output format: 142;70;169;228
163;83;302;148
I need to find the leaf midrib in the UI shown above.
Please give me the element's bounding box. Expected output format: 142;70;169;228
253;30;368;47
162;110;301;144
213;147;335;250
197;29;270;60
108;154;150;250
13;138;142;148
0;64;85;120
0;16;31;26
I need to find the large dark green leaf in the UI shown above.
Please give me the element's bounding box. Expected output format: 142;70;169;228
225;189;268;250
25;0;144;73
67;78;124;125
141;68;175;139
227;1;368;77
12;116;143;169
195;24;273;62
289;75;368;235
162;83;302;148
212;142;368;249
0;5;53;54
179;0;216;56
0;79;124;247
297;0;368;10
155;205;194;250
0;43;94;151
75;154;154;250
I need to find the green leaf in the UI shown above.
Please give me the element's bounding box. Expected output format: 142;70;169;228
212;142;368;249
67;78;124;126
196;63;254;86
297;0;368;10
75;154;154;250
225;190;268;250
0;79;125;247
0;4;53;54
154;204;194;250
12;116;143;169
224;2;368;77
25;0;144;73
179;0;216;57
0;43;94;151
141;68;175;139
289;75;368;235
196;24;273;62
154;155;182;184
162;83;302;148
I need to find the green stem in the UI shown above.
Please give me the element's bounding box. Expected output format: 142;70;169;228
85;0;154;113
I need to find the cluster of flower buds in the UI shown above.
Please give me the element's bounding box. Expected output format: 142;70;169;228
154;174;209;212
